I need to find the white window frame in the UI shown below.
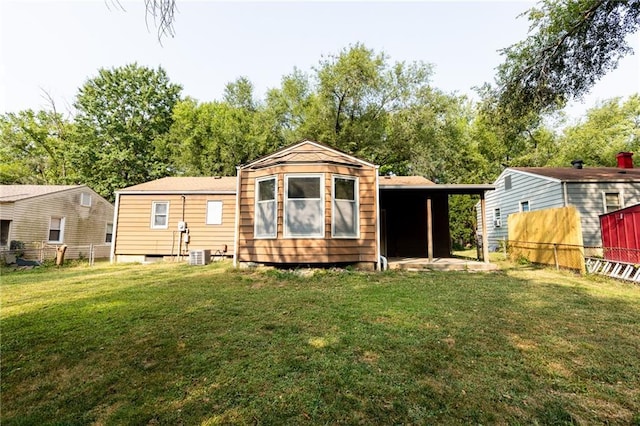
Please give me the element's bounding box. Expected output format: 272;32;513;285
48;216;65;243
151;201;170;229
519;200;530;212
206;200;224;225
254;176;278;239
284;173;325;239
493;208;502;228
331;175;359;238
105;222;113;244
80;192;92;207
602;191;622;214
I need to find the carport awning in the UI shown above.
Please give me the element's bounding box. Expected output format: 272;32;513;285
378;183;495;194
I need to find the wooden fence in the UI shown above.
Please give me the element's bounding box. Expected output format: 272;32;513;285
508;206;585;273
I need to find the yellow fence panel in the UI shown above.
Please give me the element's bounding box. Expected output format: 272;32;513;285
508;206;585;272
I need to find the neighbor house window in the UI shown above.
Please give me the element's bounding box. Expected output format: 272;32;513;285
332;176;359;238
520;200;530;212
206;201;223;225
255;176;277;238
284;174;324;238
493;208;502;228
0;220;10;246
504;175;512;190
80;192;92;207
105;223;113;243
604;192;621;213
48;217;65;243
151;201;169;229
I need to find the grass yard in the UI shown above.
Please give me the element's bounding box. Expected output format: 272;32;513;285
1;261;639;425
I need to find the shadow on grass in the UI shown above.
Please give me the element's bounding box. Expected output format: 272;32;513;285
1;264;639;424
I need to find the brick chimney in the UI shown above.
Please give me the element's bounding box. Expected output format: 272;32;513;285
616;152;634;169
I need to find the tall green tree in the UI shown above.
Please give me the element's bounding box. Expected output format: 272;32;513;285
552;94;640;166
72;63;182;200
495;0;640;118
0;109;75;184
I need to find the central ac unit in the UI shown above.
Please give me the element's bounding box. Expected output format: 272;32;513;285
189;249;211;265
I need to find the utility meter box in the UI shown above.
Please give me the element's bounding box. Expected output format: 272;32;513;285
177;221;187;232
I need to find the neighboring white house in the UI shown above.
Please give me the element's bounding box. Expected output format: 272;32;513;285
0;185;114;259
477;153;640;251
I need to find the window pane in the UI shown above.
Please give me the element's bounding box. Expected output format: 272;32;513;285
256;200;276;237
334;200;356;236
154;215;167;227
155;203;168;215
51;217;61;229
288;177;320;199
49;230;60;241
258;179;276;201
521;201;529;212
335;178;355;200
286;200;322;236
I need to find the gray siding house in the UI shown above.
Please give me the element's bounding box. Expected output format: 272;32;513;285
478;154;640;251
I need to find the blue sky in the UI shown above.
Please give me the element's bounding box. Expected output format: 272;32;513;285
1;1;638;120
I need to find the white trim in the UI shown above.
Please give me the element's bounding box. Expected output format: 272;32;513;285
602;191;622;214
498;168;562;184
519;200;531;213
493;208;502;228
233;167;241;267
254;175;278;239
47;216;65;244
151;201;170;229
80;192;92;207
283;173;325;239
331;175;360;239
105;222;113;244
241;140;377;170
205;200;223;225
116;190;236;195
110;193;120;263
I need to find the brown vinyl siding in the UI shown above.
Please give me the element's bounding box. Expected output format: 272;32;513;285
237;163;378;264
115;193;236;256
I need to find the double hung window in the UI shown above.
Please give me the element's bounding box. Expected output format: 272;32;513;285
284;175;324;238
151;201;169;229
255;177;277;238
332;176;359;238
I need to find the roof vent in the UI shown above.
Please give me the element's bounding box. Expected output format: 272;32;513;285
616;152;633;169
571;159;584;169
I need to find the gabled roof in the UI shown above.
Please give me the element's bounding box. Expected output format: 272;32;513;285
241;140;377;170
510;167;640;182
118;176;237;193
0;185;84;202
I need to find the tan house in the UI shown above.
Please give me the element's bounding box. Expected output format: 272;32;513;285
112;140;494;269
235;140;380;268
111;176;236;263
0;185;114;259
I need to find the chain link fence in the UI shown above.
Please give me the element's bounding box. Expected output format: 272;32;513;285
1;242;111;266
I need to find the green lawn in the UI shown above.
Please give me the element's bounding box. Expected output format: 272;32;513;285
1;261;639;425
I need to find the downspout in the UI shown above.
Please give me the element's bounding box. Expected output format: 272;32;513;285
233;166;241;268
562;181;568;207
374;166;381;271
109;192;120;264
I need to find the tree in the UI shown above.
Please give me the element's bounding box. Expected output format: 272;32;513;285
73;63;182;200
495;0;640;117
0;109;75;184
551;94;640;166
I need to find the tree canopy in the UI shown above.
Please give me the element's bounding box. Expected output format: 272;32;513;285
495;0;640;118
